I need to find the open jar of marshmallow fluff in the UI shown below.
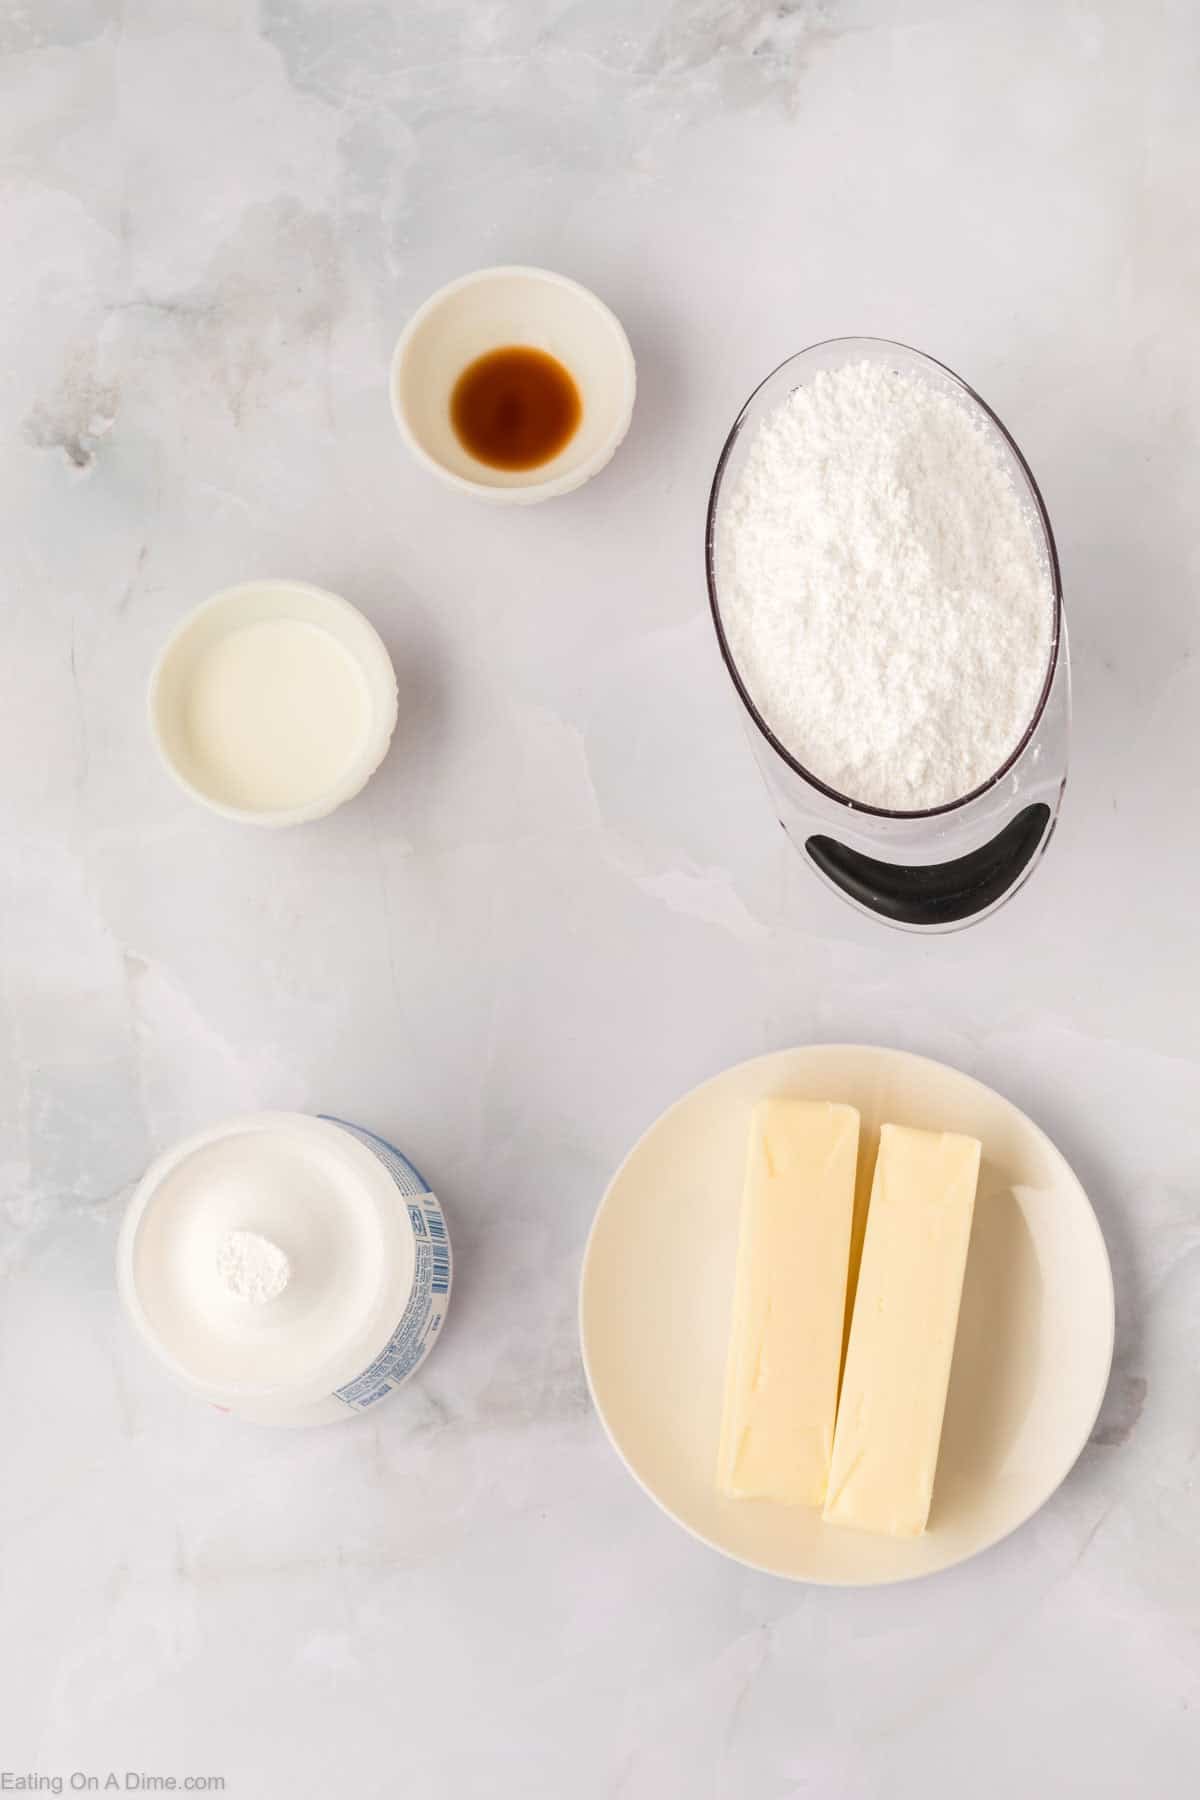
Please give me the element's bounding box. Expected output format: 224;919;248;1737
117;1113;451;1426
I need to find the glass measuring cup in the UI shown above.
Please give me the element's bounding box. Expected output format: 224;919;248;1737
706;337;1069;932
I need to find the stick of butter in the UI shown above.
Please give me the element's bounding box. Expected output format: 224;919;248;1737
823;1123;981;1538
717;1099;860;1505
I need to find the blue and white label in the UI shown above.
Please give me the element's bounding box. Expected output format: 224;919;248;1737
320;1118;453;1412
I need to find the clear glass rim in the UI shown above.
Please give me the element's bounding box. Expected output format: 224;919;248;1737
705;336;1065;822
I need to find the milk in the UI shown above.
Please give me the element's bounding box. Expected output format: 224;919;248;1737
182;618;370;812
149;580;400;827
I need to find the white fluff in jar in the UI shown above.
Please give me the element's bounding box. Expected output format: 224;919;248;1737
117;1113;452;1426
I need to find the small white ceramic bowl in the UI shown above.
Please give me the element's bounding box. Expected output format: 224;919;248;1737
390;265;636;503
149;580;399;827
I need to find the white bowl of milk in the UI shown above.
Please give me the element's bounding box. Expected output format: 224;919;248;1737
150;580;399;826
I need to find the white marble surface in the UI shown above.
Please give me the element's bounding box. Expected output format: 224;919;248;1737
2;1;1198;1793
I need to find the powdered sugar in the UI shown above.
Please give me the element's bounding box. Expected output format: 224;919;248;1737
716;361;1054;811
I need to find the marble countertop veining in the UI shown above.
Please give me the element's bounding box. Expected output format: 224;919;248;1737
2;2;1198;1794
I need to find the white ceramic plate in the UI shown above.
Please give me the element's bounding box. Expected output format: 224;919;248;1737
579;1046;1114;1584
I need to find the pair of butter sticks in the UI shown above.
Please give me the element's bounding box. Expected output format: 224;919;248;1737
717;1100;980;1537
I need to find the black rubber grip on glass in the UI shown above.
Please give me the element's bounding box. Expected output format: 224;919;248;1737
805;803;1052;926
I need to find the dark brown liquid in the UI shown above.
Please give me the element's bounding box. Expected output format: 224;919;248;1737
450;346;582;471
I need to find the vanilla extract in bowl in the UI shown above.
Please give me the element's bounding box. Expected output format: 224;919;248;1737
450;345;582;470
